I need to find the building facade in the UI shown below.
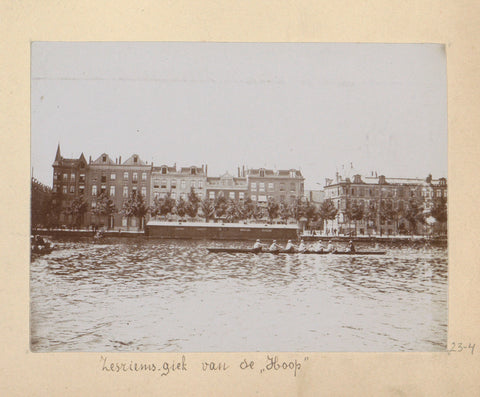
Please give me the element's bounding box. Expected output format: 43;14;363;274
87;153;152;229
205;172;248;201
150;164;207;204
51;145;88;225
323;172;447;236
245;168;305;204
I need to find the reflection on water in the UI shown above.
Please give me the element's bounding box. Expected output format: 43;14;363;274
30;238;447;352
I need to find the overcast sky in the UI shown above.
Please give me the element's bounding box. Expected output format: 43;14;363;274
31;42;447;190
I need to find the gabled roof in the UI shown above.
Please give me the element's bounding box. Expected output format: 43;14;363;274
91;153;115;165
122;154;146;166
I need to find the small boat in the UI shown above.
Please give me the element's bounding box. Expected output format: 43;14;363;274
31;236;55;255
207;247;386;255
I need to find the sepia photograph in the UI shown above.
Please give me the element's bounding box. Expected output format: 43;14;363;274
30;42;448;352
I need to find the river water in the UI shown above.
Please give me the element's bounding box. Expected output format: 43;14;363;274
30;238;447;352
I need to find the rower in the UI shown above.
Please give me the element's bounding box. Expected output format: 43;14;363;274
347;240;355;253
312;240;324;253
269;240;282;252
326;240;335;253
253;239;263;251
284;239;295;252
298;239;307;253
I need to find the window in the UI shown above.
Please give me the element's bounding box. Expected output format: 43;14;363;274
161;180;167;189
251;195;257;201
101;185;106;194
133;172;138;182
141;187;147;196
280;183;285;191
142;172;147;181
70;186;75;193
124;172;129;180
122;217;128;227
180;193;186;200
259;183;265;192
153;179;160;188
123;186;128;197
79;186;84;195
79;174;85;183
63;173;68;181
258;195;267;202
290;183;295;192
53;173;58;180
102;155;107;163
92;185;97;196
71;173;75;181
239;192;245;200
443;190;447;197
92;201;96;208
251;182;257;191
101;175;107;183
229;192;235;199
154;192;159;199
191;181;196;188
133;156;138;163
171;192;176;199
268;183;274;191
111;173;116;180
171;180;176;188
198;181;204;188
161;167;167;174
132;186;137;193
290;170;296;178
181;180;186;189
110;186;115;196
198;193;203;199
437;190;442;197
209;191;215;199
191;167;196;175
260;169;265;177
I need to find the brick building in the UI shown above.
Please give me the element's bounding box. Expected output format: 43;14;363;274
87;153;152;229
323;172;447;236
51;145;88;225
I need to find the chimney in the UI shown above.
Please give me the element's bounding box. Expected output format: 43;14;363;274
89;155;91;164
242;165;245;177
205;164;208;175
238;166;240;177
119;156;122;164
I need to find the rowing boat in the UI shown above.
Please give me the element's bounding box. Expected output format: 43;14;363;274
207;247;386;255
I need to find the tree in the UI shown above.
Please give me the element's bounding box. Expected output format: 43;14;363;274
121;191;148;229
348;202;364;236
200;197;215;222
365;201;377;234
175;197;187;219
92;193;116;228
266;198;279;223
185;188;200;219
214;195;228;220
319;199;337;232
303;200;319;229
65;196;88;228
404;198;425;235
278;201;291;223
225;199;241;223
242;197;257;220
430;197;447;224
150;192;175;219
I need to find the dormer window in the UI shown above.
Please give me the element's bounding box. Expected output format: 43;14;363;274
290;170;296;178
191;167;196;175
260;169;265;177
133;156;138;163
161;167;167;174
102;155;107;163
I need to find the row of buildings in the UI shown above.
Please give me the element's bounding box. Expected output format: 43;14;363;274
51;145;305;229
49;145;447;235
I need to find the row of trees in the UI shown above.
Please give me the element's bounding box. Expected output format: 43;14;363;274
341;197;447;235
32;184;447;235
